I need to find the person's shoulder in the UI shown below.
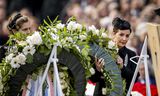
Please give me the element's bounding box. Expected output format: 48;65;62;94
125;46;136;56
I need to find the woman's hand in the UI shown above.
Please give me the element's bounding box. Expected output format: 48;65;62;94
116;56;123;69
95;55;104;72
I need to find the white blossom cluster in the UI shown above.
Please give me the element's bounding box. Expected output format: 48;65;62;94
5;32;42;68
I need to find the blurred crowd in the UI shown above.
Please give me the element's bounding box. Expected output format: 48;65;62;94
63;0;160;57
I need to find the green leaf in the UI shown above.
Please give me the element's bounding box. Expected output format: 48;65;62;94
26;54;33;64
39;45;47;53
38;45;51;56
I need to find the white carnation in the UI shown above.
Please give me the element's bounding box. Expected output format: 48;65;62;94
60;79;66;85
49;28;57;33
94;29;99;35
108;40;116;49
56;23;65;29
79;35;87;41
89;67;95;75
9;46;18;54
51;33;59;40
52;28;57;33
101;33;108;38
16;53;26;65
61;67;68;70
10;58;20;68
59;72;65;78
18;41;27;46
61;81;68;90
89;25;96;31
88;25;99;35
67;21;77;31
66;37;73;43
5;53;14;62
76;23;82;30
23;45;36;55
26;32;42;45
102;88;107;95
61;84;67;90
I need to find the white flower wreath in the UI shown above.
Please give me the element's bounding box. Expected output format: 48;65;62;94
0;17;122;96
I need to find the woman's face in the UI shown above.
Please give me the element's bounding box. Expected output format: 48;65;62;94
113;29;130;48
19;21;31;34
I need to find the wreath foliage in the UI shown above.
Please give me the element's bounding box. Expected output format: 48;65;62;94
0;17;123;96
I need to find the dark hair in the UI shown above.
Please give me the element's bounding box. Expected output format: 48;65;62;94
7;13;28;32
154;8;160;16
112;17;131;33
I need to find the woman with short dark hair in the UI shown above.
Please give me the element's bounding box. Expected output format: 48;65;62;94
112;17;137;91
92;17;137;95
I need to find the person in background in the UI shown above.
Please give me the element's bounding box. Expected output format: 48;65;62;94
132;59;158;96
7;13;30;34
7;12;38;34
1;12;36;63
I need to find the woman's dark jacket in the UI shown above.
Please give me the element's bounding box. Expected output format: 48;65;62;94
118;46;137;90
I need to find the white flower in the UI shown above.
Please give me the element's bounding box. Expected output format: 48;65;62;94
18;41;27;46
10;58;20;68
48;28;57;33
66;37;73;43
88;25;99;35
73;45;80;52
108;40;116;49
9;46;18;54
101;33;108;38
52;28;57;33
61;82;68;90
61;67;68;70
23;46;36;55
79;35;87;41
60;79;66;85
51;33;59;40
89;67;95;75
89;25;96;31
26;31;42;45
16;53;26;65
66;91;70;96
56;23;65;29
67;21;77;31
59;72;65;78
76;23;82;30
60;39;67;47
102;88;107;95
5;53;14;62
47;28;51;32
94;29;99;35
